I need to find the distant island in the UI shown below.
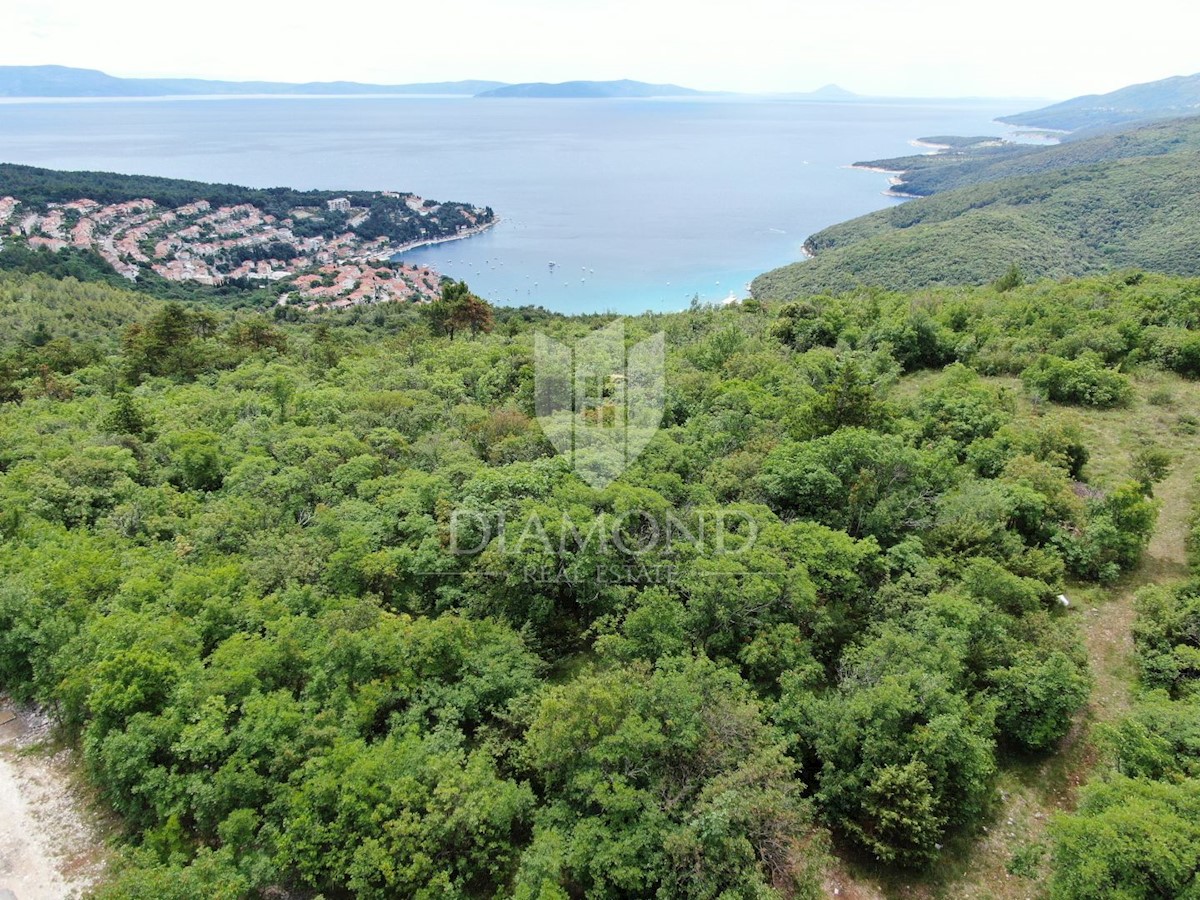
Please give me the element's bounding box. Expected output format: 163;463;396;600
0;65;506;98
0;67;708;100
476;79;704;99
0;163;496;308
792;84;859;101
0;66;874;103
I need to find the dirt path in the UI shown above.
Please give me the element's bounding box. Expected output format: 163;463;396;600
0;699;106;900
824;376;1200;898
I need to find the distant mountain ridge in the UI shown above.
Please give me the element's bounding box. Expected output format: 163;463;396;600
0;66;884;102
999;72;1200;130
475;79;704;98
0;65;506;97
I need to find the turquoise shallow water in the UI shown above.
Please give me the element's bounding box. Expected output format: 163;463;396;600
0;95;1026;313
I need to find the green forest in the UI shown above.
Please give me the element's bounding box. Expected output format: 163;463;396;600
2;266;1199;897
854;117;1200;199
0;242;285;308
752;116;1200;300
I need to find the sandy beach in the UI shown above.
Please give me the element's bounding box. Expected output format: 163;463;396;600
910;138;953;152
845;163;904;175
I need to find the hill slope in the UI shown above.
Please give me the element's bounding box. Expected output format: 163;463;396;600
753;118;1200;299
999;72;1200;130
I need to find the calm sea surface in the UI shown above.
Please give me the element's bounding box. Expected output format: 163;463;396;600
0;95;1030;314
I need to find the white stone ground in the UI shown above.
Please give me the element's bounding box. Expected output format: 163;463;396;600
0;699;104;900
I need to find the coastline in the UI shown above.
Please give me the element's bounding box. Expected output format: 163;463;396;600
845;163;919;199
380;217;500;261
846;163;904;175
884;175;922;198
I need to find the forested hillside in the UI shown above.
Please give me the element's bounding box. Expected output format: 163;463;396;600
854;116;1200;198
998;71;1200;130
753;117;1200;300
2;269;1198;896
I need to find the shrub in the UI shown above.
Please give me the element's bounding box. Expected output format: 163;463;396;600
1021;353;1133;408
1049;776;1200;899
1057;484;1158;583
989;647;1091;752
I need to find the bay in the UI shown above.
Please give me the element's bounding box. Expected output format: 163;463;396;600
0;95;1027;314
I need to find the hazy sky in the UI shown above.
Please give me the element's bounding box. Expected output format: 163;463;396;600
7;0;1198;99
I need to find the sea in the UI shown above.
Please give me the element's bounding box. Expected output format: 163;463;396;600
0;95;1038;315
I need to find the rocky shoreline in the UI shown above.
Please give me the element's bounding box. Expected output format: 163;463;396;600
845;163;922;198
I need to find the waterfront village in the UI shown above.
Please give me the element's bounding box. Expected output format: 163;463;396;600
0;192;491;308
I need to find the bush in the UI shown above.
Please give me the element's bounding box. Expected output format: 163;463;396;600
1021;353;1133;408
1007;841;1046;878
1134;582;1200;696
1131;446;1172;495
1098;692;1200;780
989;648;1091;752
1057;484;1158;583
1049;776;1200;899
1147;386;1175;407
915;363;1014;450
759;429;953;545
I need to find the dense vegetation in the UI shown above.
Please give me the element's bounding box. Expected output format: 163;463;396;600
0;242;134;288
2;267;1194;896
0;162;493;245
753;118;1200;299
1048;495;1200;897
0;243;283;308
854;117;1200;199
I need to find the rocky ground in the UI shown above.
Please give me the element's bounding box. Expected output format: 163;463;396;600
0;699;106;900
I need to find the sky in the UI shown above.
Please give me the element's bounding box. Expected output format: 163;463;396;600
7;0;1199;100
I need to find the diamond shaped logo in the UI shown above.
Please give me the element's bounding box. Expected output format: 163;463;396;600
535;319;665;488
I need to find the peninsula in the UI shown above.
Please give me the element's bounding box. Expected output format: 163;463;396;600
752;74;1200;300
0;163;496;308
